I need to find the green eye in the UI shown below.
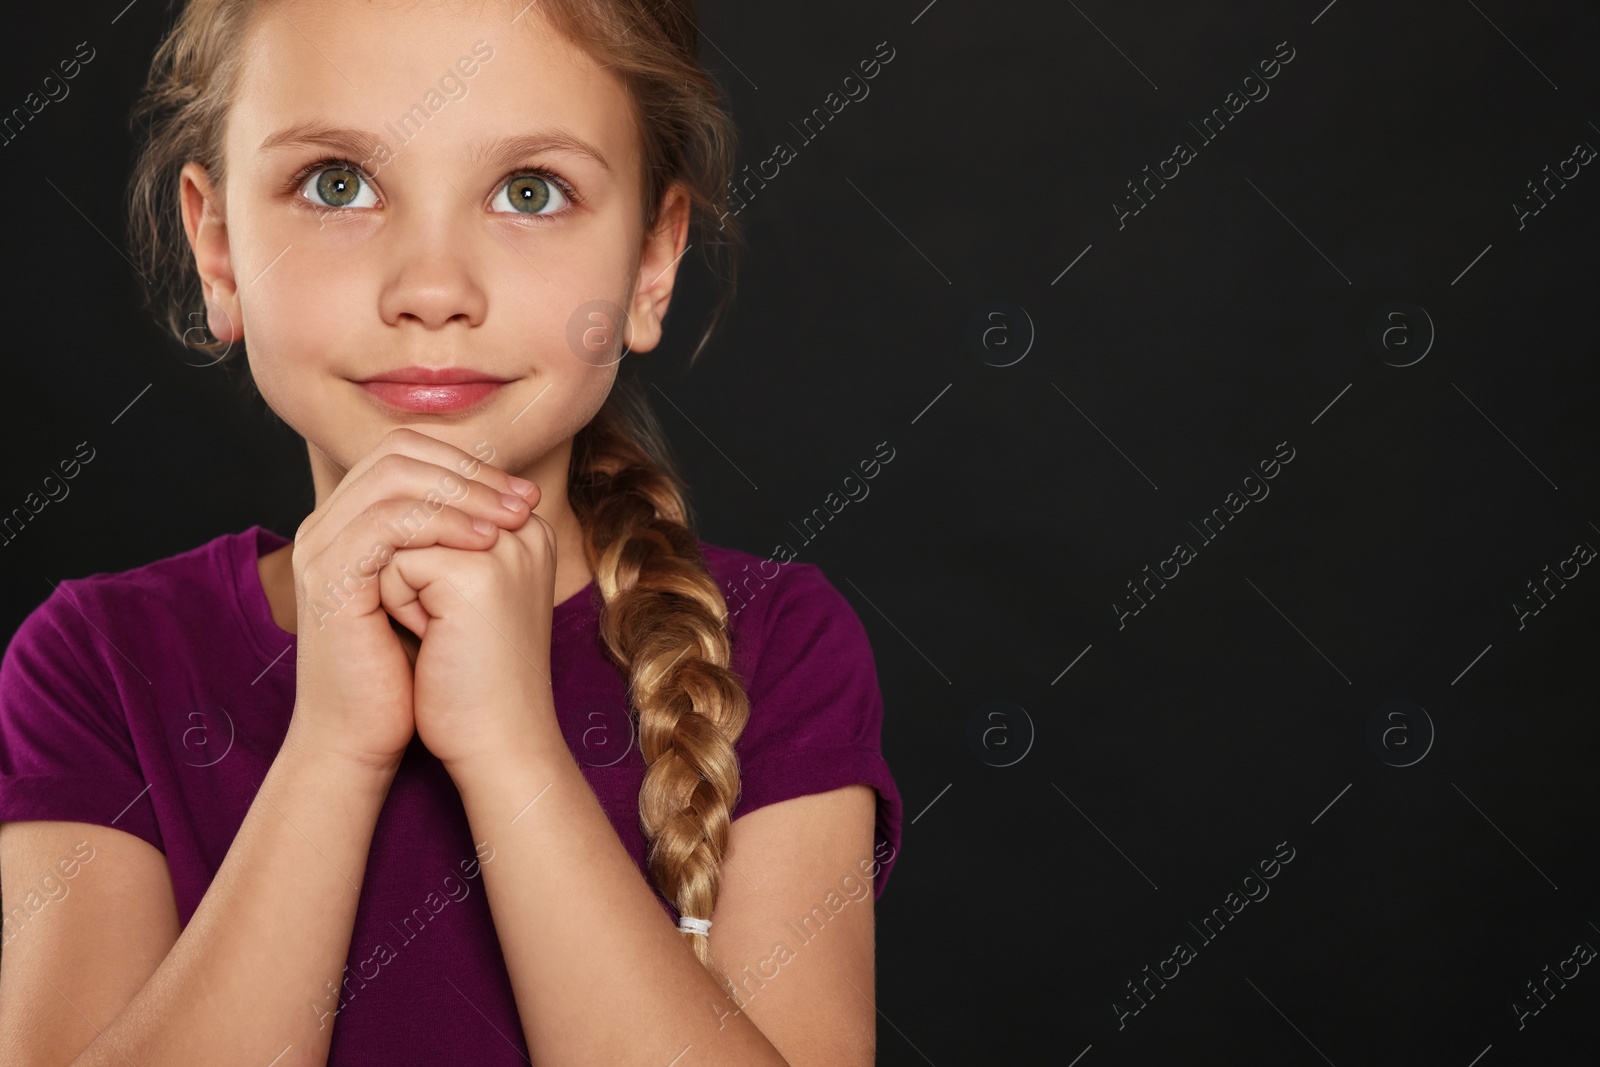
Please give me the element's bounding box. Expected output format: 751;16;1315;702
318;169;359;205
300;164;378;209
491;173;572;216
508;176;550;213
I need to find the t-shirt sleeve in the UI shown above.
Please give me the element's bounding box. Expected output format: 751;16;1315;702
729;562;903;899
0;580;164;852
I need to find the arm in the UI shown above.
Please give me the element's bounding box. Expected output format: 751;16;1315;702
0;726;395;1067
446;720;879;1066
0;431;541;1066
0;821;180;1065
694;783;880;1062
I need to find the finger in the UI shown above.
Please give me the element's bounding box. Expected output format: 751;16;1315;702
384;542;556;690
299;451;532;567
378;545;432;638
381;590;429;641
299;499;503;630
298;427;536;548
384;542;495;626
388;523;555;630
503;506;559;561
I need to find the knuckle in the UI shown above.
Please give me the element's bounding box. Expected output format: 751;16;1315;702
436;465;467;494
528;515;558;552
378;498;430;535
370;452;409;480
381;426;426;449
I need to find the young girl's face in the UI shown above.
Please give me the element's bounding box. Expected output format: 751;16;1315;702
186;0;684;481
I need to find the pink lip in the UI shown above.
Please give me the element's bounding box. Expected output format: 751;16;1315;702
358;381;505;413
354;365;515;414
358;365;514;385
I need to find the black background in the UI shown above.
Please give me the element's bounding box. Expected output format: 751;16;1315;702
3;1;1598;1064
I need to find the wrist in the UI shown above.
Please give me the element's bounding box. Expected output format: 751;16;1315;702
440;715;572;797
280;716;405;792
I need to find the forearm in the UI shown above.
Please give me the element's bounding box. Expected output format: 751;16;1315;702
72;722;394;1067
448;719;786;1067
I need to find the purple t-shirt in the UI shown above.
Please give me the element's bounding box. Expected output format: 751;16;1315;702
0;525;901;1063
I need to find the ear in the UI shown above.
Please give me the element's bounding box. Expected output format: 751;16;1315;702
621;183;691;354
178;161;244;344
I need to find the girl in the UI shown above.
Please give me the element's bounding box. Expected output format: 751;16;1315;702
0;1;902;1064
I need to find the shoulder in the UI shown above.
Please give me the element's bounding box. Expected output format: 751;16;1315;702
1;526;270;679
0;531;267;855
696;541;881;703
695;538;883;768
698;541;865;647
695;540;903;895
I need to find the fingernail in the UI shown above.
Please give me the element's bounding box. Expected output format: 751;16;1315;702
473;517;494;534
499;492;525;512
507;475;536;497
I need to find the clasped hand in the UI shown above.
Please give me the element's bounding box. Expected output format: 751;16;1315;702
288;428;562;776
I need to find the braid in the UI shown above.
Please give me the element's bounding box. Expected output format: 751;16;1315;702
570;375;749;990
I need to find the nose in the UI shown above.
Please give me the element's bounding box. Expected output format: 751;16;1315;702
377;203;490;330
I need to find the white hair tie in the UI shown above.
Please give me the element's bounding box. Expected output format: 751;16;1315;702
677;916;712;936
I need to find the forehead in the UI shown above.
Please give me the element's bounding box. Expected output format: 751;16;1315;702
229;0;637;169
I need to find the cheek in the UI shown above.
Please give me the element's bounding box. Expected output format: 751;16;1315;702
486;239;627;387
522;340;620;450
566;362;620;427
238;241;377;397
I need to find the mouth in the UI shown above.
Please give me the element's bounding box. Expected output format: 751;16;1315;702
353;365;516;415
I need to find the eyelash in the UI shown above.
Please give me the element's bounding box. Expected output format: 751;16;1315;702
285;156;585;218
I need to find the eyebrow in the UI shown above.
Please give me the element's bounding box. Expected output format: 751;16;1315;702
258;122;612;174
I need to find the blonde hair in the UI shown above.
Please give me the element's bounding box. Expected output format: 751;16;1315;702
126;0;751;990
